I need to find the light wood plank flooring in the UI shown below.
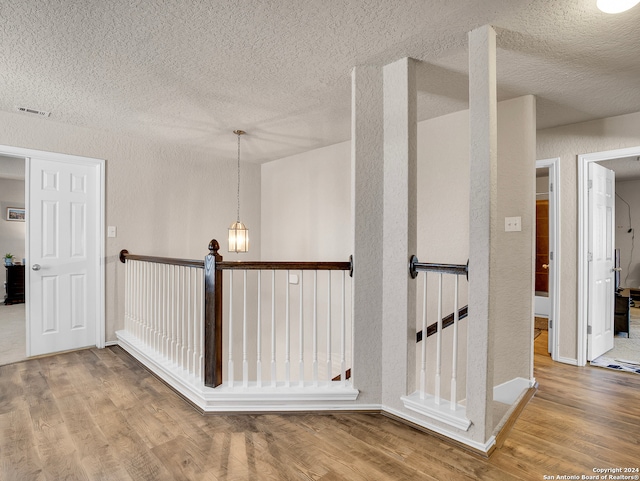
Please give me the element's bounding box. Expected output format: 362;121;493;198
1;332;639;480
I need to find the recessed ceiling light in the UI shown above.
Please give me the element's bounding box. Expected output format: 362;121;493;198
597;0;640;13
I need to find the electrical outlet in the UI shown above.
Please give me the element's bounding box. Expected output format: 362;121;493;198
505;216;522;232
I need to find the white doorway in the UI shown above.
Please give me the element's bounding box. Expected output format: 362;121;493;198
0;155;26;365
535;158;560;361
0;144;105;359
578;146;640;365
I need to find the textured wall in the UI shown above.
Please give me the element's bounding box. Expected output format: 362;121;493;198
537;111;640;361
616;179;640;288
0;110;261;343
261;141;352;261
0;177;26;261
492;95;536;387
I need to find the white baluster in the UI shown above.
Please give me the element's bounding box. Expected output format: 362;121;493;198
340;271;346;387
420;273;428;400
451;275;460;410
285;270;291;387
271;270;277;387
134;261;140;339
163;263;169;358
243;270;249;388
228;270;234;387
299;271;304;387
257;270;262;387
197;269;204;381
180;266;189;369
186;267;192;374
326;273;332;383
435;273;443;405
170;264;175;361
312;270;318;386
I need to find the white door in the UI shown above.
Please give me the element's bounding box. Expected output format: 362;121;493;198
587;162;615;361
27;157;100;356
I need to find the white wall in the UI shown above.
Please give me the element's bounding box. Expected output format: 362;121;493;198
0;110;261;342
537;111;640;361
0;176;26;261
615;179;640;288
261;141;352;261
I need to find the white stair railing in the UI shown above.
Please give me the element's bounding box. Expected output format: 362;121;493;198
402;256;471;431
219;264;352;388
117;242;357;404
122;254;205;381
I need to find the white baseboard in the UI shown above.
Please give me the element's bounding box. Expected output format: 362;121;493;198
557;356;579;366
382;405;495;454
116;330;360;412
493;377;534;405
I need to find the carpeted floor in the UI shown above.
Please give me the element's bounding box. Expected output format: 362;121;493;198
0;303;26;366
591;307;640;374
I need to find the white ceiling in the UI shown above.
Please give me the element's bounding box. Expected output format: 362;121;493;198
1;0;640;164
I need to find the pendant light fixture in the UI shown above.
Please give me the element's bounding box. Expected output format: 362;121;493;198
228;129;249;253
597;0;640;13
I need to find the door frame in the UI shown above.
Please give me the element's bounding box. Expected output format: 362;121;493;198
578;145;640;366
535;158;560;362
0;144;105;356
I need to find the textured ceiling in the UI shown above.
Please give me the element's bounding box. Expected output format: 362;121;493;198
1;0;640;163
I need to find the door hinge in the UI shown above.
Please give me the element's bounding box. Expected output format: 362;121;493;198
550;182;553;192
549;319;553;329
550;251;554;261
588;179;593;189
588;252;593;262
587;325;592;335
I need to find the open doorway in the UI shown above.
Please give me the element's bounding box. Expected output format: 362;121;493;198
578;146;640;366
0;144;106;364
0;154;26;366
535;158;559;362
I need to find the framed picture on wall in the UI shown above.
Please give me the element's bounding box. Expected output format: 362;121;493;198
6;207;25;222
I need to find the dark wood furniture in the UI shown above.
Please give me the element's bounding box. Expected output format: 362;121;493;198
4;265;25;305
614;293;630;338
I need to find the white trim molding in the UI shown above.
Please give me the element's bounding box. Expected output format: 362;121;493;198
0;143;106;356
401;392;471;431
535;157;561;363
117;329;360;412
578;145;640;366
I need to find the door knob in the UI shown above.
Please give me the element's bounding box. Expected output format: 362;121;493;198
542;264;549;269
32;264;41;271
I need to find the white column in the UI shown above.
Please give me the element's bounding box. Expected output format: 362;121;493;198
467;24;497;443
350;65;385;403
382;57;417;406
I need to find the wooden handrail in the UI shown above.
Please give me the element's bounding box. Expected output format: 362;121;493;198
416;305;469;343
119;250;204;268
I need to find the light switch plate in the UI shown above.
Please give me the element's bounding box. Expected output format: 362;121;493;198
504;216;522;232
107;226;117;238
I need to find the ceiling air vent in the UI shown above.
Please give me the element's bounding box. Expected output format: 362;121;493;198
15;106;50;117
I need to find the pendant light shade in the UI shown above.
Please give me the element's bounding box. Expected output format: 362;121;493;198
229;130;249;253
597;0;640;13
228;221;249;252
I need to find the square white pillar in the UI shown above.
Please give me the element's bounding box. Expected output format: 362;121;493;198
382;57;418;407
467;24;497;443
351;65;385;404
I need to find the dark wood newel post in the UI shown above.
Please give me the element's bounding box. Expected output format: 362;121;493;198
204;239;223;388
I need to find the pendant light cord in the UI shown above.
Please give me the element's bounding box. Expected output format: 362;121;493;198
236;132;241;223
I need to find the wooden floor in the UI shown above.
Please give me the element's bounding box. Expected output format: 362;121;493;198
1;332;639;480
